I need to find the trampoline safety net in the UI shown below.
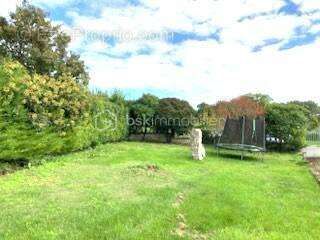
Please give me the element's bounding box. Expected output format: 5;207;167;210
217;116;266;152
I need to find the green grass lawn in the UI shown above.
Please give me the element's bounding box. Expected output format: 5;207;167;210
0;142;320;240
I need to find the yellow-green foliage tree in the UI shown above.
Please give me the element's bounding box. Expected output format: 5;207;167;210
23;74;89;132
0;3;128;161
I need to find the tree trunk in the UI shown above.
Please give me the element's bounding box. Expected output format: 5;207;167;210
142;125;147;141
166;129;173;143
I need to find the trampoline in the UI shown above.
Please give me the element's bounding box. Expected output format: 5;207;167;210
216;116;266;159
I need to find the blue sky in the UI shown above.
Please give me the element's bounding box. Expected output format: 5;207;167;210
2;0;320;106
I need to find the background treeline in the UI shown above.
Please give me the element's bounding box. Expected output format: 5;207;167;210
0;5;128;161
128;95;195;143
128;93;320;151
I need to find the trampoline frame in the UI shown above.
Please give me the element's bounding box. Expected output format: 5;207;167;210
216;116;266;160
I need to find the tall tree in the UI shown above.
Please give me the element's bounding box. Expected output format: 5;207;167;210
245;93;273;108
197;103;220;132
128;94;159;137
289;100;320;130
289;101;320;115
0;5;89;85
155;98;195;143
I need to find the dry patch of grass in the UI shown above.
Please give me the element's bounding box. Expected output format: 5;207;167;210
172;192;214;240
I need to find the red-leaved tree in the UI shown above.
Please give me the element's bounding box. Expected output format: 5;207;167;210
215;96;265;119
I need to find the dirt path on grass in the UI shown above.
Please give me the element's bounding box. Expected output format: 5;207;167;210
171;192;213;240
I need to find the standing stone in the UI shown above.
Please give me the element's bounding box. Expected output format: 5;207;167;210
190;129;206;160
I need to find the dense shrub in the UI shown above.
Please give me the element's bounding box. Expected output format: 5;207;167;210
0;60;127;161
266;103;308;151
155;98;195;143
23;74;89;131
128;94;159;136
89;92;128;145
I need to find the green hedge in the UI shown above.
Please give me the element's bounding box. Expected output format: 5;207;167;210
0;60;128;161
266;103;308;151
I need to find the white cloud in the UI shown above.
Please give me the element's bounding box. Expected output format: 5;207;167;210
32;0;72;7
293;0;320;12
67;0;287;38
1;0;320;106
82;36;320;106
221;14;309;46
0;0;73;18
65;0;320;106
0;0;22;18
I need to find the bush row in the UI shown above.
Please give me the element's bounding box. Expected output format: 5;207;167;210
0;60;128;161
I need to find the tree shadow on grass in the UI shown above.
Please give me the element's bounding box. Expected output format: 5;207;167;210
0;158;29;176
208;148;263;162
218;152;260;161
295;160;309;166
